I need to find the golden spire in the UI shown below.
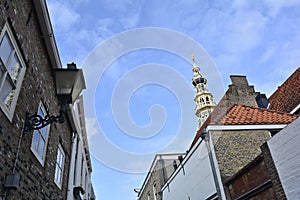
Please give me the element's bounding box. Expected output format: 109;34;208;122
192;53;200;77
192;53;195;64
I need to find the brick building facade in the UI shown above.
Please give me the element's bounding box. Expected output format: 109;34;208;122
157;75;298;200
224;67;300;200
137;154;183;200
0;1;92;199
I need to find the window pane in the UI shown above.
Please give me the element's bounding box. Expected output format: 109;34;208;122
54;164;59;181
55;164;60;182
59;152;64;166
7;54;21;83
31;130;39;151
55;146;65;187
59;154;63;166
1;78;14;107
38;107;49;138
38;106;44;116
58;169;62;184
40;127;48;139
57;149;61;163
38;139;45;159
0;33;13;66
0;78;13;100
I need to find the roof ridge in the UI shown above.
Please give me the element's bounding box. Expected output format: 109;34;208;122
235;104;298;116
269;67;300;97
268;67;300;113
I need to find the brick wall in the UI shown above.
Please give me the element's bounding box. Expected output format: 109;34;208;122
138;159;178;200
224;142;290;200
261;143;287;199
211;130;270;199
138;167;162;200
0;1;72;199
211;130;270;179
226;154;277;200
267;117;300;199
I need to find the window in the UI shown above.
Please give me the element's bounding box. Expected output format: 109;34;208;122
153;183;157;200
54;144;65;188
73;136;79;185
85;170;88;190
81;156;84;185
147;192;150;200
0;22;26;121
31;103;49;165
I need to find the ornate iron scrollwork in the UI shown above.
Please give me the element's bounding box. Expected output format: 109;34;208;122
23;112;60;134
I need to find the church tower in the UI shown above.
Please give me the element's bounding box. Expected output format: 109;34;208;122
191;54;216;127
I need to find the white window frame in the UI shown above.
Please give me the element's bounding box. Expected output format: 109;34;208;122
54;144;65;189
0;22;26;121
30;102;50;166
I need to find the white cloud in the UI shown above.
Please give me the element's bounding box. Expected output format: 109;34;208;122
263;0;300;18
221;10;268;53
100;0;137;12
95;0;142;29
260;45;275;63
96;18;114;38
120;10;141;29
47;1;80;32
85;117;98;141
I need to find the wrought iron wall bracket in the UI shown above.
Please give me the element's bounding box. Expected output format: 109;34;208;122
23;96;68;134
23;112;60;134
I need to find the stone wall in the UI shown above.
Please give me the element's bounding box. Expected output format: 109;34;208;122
0;1;72;199
226;75;258;107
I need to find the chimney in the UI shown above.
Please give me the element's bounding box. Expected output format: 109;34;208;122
230;75;249;86
224;75;258;107
178;155;183;163
256;93;269;108
173;160;178;170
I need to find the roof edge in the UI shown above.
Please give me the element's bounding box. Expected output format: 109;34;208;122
33;0;62;69
206;124;287;132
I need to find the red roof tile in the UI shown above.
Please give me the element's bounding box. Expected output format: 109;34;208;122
269;67;300;113
220;105;298;125
190;104;298;149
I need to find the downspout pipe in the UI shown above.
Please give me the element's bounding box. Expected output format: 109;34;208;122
201;131;223;200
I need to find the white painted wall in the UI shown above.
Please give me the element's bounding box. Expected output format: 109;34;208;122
268;117;300;199
66;96;94;200
162;140;217;200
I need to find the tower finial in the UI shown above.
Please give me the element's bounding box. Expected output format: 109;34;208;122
191;53;200;77
192;53;195;64
192;53;199;70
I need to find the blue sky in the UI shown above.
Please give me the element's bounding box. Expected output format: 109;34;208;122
47;0;300;199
